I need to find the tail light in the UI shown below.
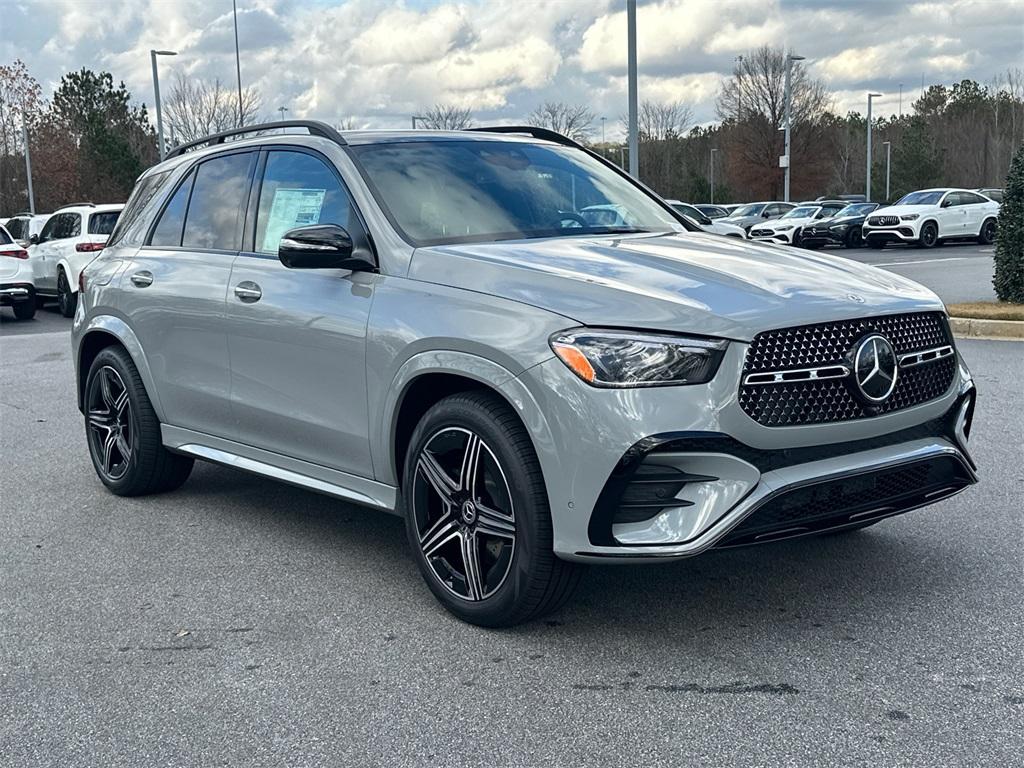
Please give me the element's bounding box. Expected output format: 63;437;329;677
1;248;29;259
76;241;106;253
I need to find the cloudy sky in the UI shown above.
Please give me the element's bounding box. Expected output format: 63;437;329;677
3;0;1023;137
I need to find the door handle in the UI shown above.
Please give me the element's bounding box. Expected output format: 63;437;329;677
130;271;153;287
234;281;262;303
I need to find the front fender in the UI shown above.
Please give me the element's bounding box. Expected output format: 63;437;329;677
74;315;164;420
373;351;559;493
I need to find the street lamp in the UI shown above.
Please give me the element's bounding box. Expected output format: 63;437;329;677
411;115;428;129
626;0;639;178
150;49;177;160
710;147;719;204
22;113;35;214
883;140;892;202
232;0;244;127
783;53;805;202
278;106;288;121
866;92;882;201
601;116;607;144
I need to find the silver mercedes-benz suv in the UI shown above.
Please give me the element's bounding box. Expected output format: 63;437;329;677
72;121;978;627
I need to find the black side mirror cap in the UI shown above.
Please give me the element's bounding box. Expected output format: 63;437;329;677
29;234;39;245
278;224;376;271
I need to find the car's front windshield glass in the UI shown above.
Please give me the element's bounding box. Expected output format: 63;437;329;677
895;191;944;206
350;140;682;247
841;203;876;216
782;206;818;219
729;203;764;217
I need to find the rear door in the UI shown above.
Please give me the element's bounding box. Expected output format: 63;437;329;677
120;150;256;439
957;191;989;234
225;147;376;477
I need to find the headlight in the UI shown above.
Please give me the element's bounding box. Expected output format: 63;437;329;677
775;224;793;231
900;214;919;221
549;329;728;388
830;223;849;232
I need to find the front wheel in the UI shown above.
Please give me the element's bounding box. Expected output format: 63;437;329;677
57;269;77;318
978;218;996;245
917;222;938;249
85;346;194;496
845;227;864;248
402;391;583;627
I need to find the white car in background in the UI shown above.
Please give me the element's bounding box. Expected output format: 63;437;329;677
748;201;849;246
862;188;999;249
0;223;36;320
30;203;122;317
667;201;746;238
3;212;50;248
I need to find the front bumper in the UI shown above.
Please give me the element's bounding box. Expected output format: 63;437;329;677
864;225;918;244
750;228;794;244
517;343;976;563
0;283;34;306
801;227;847;246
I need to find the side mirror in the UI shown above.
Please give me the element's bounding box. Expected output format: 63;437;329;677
762;210;771;218
30;234;39;245
941;199;953;208
278;224;375;271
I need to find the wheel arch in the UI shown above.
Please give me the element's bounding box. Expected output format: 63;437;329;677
56;258;79;293
76;316;163;419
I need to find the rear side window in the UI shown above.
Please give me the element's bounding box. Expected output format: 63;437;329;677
181;152;254;251
89;211;120;235
150;170;195;247
960;191;987;205
254;150;360;254
109;170;171;246
6;218;26;240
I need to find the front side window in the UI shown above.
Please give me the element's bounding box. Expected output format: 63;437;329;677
350;140;681;247
181;152;254;251
0;225;12;245
89;211;121;235
255;151;360;254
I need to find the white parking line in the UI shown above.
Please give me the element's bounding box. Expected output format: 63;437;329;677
875;257;974;267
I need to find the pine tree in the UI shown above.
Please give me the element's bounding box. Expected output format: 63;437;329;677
993;144;1024;303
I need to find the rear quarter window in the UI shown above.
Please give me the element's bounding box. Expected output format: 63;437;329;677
89;211;121;236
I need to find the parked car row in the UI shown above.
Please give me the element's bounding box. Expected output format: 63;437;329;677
1;203;124;320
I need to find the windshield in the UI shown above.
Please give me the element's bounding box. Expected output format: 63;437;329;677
350;140;682;246
782;206;818;219
729;203;764;217
838;203;876;216
895;191;944;206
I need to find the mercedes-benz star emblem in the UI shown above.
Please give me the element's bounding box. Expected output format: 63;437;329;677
853;334;898;403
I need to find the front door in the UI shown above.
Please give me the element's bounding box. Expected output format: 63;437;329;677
226;148;376;478
32;212;79;292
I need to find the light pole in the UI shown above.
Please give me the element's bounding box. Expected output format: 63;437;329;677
150;49;176;160
783;53;804;203
866;92;882;201
278;106;288;121
710;147;718;204
626;0;639;178
232;0;244;126
601;116;606;144
411;115;428;129
22;115;35;214
898;84;903;117
883;140;892;202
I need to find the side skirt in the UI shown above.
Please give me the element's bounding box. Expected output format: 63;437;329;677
161;424;399;514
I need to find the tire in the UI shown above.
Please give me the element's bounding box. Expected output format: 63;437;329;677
802;240;821;250
84;346;194;496
845;227;863;248
57;269;77;318
917;222;938;249
867;239;885;250
792;228;802;247
978;217;997;245
402;391;583;627
12;300;35;320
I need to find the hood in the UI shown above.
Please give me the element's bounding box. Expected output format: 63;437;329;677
723;214;761;227
409;232;943;342
871;204;936;218
756;216;814;231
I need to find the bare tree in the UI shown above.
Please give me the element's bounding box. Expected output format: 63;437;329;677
163;73;262;145
528;101;594;142
621;100;693;141
334;118;358;131
420;104;473;130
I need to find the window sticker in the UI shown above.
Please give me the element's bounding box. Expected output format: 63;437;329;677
262;188;326;252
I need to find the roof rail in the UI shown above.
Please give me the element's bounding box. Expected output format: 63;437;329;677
166;120;348;159
55;202;96;210
467;125;581;150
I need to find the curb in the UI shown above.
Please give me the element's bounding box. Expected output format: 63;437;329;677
948;316;1024;340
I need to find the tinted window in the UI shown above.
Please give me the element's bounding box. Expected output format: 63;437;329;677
731;203;765;217
47;213;80;239
181;152;254;251
351;140;680;247
89;211;120;235
0;226;12;245
109;170;170;246
671;203;711;225
895;191;944;206
150;171;195;247
38;216;59;243
255;151;359;254
5;218;26;240
959;191;988;205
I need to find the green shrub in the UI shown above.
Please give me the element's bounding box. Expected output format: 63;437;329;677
993;144;1024;303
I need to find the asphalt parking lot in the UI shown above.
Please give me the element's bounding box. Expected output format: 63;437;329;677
2;278;1021;766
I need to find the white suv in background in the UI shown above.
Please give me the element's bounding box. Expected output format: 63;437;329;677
666;201;746;238
0;223;36;320
30;203;122;316
862;188;999;249
3;212;50;248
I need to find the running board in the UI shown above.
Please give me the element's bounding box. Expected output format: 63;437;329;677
161;425;398;513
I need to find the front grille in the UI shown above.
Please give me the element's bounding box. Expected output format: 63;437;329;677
716;455;972;547
739;312;955;427
868;215;899;226
750;228;773;237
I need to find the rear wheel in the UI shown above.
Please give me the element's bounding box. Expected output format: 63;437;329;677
978;217;996;245
402;391;583;627
57;269;77;318
85;346;193;496
917;222;938;249
12;300;35;320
